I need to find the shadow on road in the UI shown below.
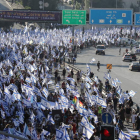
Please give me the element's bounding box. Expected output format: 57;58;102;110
105;54;120;57
75;62;129;68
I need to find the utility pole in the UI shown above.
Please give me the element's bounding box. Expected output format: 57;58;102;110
82;0;86;37
116;0;117;8
85;0;87;10
72;0;75;52
138;0;140;12
90;0;92;8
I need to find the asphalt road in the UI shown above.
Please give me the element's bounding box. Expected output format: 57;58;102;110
75;46;140;106
0;0;11;10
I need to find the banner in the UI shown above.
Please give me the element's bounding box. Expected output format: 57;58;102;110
0;10;62;22
52;110;63;125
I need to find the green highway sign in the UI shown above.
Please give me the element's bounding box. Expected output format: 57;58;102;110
62;10;86;25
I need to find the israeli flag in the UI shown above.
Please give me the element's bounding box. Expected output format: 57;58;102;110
90;58;96;63
41;97;50;109
13;119;20;127
4;86;11;99
97;96;107;108
85;91;93;106
104;73;111;80
116;86;122;96
41;129;50;140
47;115;55;124
48;80;54;85
1;109;5;119
19;115;24;124
82;125;94;139
23;123;31;136
13;89;21;101
33;86;41;96
86;64;91;75
129;90;136;97
71;89;80;98
31;74;37;84
115;78;122;83
66;66;70;72
91;95;97;103
124;133;131;140
56;129;64;140
94;76;99;84
81;116;95;130
85;82;90;89
37;109;45;121
112;78;117;87
42;88;49;99
67;77;75;82
8;83;17;91
66;83;71;91
60;94;69;105
127;129;139;136
93;86;99;95
31;129;37;140
119;131;125;140
23;99;31;107
14;130;27;139
59;88;64;95
25;77;31;84
78;106;88;116
85;76;92;84
9;69;13;77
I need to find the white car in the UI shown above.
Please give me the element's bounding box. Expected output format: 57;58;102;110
135;48;140;54
129;63;140;71
122;54;132;62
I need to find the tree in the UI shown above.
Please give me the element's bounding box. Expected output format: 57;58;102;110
130;3;139;12
76;1;81;9
21;0;61;10
89;0;124;8
0;21;14;30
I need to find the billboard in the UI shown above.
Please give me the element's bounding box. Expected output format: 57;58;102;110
89;8;133;25
0;10;62;22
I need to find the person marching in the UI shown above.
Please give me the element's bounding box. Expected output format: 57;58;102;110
97;61;100;72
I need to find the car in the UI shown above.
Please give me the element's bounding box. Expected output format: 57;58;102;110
119;38;136;46
135;48;140;54
127;52;137;61
129;63;140;71
96;45;106;55
122;54;132;62
133;41;140;48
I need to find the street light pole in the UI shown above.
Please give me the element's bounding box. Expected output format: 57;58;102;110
85;0;87;10
42;0;45;28
116;0;117;8
43;0;44;10
138;0;140;12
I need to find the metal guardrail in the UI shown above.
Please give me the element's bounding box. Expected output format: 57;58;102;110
67;63;107;98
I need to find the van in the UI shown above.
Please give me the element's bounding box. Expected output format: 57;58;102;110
96;44;106;55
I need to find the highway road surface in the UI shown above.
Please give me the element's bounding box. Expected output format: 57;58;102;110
0;0;11;10
75;46;140;105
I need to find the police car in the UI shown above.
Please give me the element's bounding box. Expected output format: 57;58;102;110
96;45;106;55
129;63;140;71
